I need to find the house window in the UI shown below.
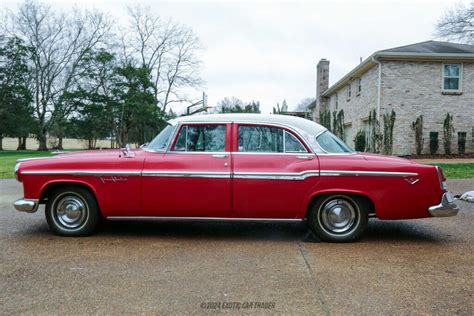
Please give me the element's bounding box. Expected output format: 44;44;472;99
443;64;462;91
357;78;362;95
347;84;351;100
335;93;339;109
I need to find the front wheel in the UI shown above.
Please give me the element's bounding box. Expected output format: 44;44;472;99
46;186;100;236
307;195;368;242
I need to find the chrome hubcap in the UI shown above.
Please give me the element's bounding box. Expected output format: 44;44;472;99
320;199;356;234
55;195;88;229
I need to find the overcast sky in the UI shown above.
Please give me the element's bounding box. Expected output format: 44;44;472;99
4;0;469;114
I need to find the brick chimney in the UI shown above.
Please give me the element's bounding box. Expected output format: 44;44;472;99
316;59;330;115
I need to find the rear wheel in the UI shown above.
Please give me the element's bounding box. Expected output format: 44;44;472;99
307;194;368;242
45;186;99;236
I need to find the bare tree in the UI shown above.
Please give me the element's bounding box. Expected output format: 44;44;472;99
123;6;203;112
435;2;474;44
294;97;315;112
215;97;244;113
4;0;110;150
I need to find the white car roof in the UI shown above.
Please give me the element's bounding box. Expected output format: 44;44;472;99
169;114;326;136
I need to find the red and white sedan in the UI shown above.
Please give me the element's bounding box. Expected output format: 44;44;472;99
13;114;458;242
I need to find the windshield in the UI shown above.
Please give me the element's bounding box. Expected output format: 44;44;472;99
146;124;175;151
315;130;353;153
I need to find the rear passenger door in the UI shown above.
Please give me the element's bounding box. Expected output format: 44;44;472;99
231;124;320;218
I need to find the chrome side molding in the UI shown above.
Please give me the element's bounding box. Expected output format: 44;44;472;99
320;170;418;177
107;216;304;223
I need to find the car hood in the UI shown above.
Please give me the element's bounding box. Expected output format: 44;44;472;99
18;149;146;163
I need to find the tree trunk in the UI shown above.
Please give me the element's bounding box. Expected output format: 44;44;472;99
38;129;48;151
0;135;3;151
17;137;22;150
57;136;63;150
17;137;27;150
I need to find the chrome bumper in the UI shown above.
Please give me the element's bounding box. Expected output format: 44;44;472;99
428;192;459;217
13;199;39;213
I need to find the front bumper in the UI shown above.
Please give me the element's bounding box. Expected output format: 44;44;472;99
428;192;459;217
13;199;39;213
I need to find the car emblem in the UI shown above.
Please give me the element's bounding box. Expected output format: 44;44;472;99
404;177;420;185
99;176;128;184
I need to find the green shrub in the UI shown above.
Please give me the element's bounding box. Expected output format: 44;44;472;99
382;110;396;155
443;113;455;155
411;115;423;155
458;132;467;154
319;110;331;130
429;132;439;155
354;130;366;152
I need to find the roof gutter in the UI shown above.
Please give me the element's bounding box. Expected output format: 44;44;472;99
321;53;376;97
372;55;382;120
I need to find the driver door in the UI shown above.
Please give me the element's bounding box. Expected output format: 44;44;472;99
141;123;232;217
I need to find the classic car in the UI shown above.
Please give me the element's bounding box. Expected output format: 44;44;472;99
13;114;459;242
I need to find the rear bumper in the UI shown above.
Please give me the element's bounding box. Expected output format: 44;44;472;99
428;192;459;217
13;199;39;213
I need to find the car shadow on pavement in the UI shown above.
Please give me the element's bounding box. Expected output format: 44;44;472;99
90;219;449;243
99;220;308;242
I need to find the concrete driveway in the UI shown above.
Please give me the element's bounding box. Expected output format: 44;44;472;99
0;179;472;314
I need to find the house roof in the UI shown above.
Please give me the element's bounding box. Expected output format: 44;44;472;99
380;40;474;54
321;40;474;97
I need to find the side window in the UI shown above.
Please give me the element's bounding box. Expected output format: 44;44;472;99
238;125;307;153
238;125;283;153
173;125;226;152
284;131;307;153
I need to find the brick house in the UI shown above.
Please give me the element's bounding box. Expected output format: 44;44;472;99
313;41;474;155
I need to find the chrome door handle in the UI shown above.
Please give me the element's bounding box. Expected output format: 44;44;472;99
297;155;314;160
212;154;229;158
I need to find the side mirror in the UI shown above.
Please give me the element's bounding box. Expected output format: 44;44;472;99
140;142;149;148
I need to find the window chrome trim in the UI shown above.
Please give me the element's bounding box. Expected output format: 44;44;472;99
235;121;313;154
167;120;314;153
320;170;418;177
167;122;228;154
107;216;304;222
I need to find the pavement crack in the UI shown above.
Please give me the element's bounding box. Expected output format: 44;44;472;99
297;241;331;316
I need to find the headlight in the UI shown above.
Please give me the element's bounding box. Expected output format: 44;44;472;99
14;162;21;182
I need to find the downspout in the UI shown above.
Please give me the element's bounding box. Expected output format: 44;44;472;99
372;55;382;120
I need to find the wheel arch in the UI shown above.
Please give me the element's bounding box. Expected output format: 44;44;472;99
304;190;376;218
39;180;99;206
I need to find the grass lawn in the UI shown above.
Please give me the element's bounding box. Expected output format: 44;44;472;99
427;163;474;180
0;151;53;179
1;150;473;180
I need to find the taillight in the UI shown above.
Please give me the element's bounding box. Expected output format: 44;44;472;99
14;162;21;182
436;166;447;190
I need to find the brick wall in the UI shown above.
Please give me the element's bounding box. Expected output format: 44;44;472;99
382;61;474;155
322;60;473;155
